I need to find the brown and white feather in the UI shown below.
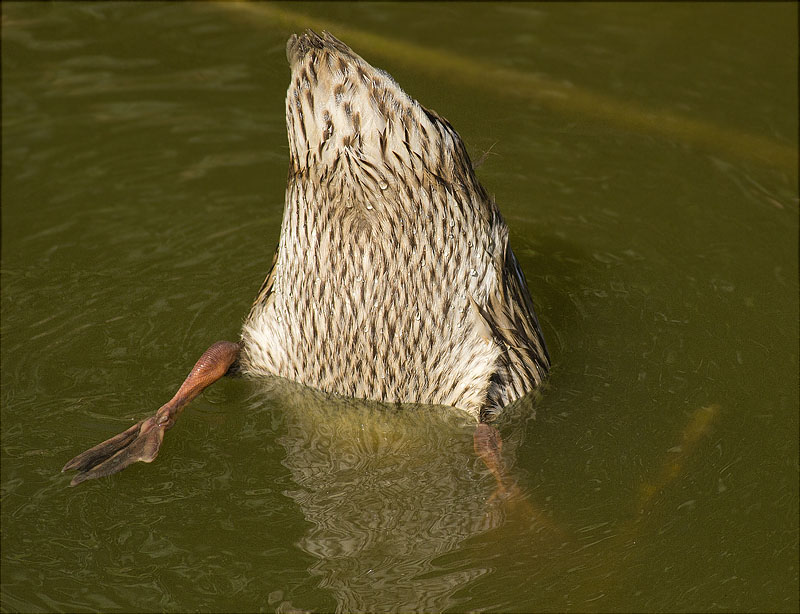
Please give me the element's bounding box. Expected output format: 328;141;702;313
240;31;549;421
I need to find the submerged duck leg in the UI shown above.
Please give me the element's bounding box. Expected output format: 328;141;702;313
62;340;240;486
474;422;561;535
474;422;517;501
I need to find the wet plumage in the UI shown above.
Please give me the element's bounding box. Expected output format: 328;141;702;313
239;31;549;421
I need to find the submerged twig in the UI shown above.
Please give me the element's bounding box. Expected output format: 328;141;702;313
637;403;720;516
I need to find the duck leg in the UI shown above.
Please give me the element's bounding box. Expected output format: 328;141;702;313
62;340;241;486
474;421;516;500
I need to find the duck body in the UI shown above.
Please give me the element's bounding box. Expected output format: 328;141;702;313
239;31;548;421
62;30;550;486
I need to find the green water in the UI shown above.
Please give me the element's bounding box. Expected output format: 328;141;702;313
2;2;797;612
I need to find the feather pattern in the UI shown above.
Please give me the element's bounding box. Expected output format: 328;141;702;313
240;31;549;421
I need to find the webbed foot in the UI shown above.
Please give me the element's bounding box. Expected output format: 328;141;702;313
62;340;240;486
62;413;167;486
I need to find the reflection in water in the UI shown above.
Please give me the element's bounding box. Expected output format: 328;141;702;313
249;378;534;612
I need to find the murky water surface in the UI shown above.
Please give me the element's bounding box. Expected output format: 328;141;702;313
2;2;797;612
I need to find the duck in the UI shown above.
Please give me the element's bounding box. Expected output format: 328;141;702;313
63;30;549;487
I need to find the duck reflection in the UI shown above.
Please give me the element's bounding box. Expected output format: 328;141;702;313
250;377;538;612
